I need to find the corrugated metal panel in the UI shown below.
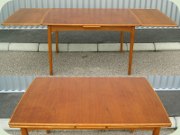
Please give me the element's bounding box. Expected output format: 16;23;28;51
0;76;179;93
0;0;180;28
147;76;180;91
0;76;35;92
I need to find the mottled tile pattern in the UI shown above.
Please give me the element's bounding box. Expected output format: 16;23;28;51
9;43;39;51
0;51;179;135
0;51;180;76
69;43;97;51
39;43;68;52
98;43;126;51
6;128;175;135
127;43;155;51
155;42;180;51
0;43;9;51
39;43;57;52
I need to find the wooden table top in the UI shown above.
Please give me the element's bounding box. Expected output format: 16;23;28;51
131;9;176;26
9;77;171;129
3;9;49;26
43;8;140;26
3;8;176;27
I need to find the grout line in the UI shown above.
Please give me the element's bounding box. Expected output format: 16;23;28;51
1;42;180;52
97;43;99;52
153;42;156;52
8;42;10;51
37;43;40;52
67;43;69;52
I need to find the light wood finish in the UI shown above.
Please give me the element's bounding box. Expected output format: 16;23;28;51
43;9;140;26
50;25;134;32
48;26;53;75
2;8;177;75
3;9;177;27
131;9;176;26
2;9;49;26
128;27;135;75
55;32;59;53
9;77;171;135
153;128;161;135
48;25;135;75
21;128;28;135
120;32;124;52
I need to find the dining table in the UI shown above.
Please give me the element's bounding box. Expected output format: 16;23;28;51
9;77;171;135
3;8;177;75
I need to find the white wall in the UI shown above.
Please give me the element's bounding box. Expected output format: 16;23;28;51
0;0;11;9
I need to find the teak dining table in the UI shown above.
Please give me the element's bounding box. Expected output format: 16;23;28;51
3;8;176;75
9;77;171;135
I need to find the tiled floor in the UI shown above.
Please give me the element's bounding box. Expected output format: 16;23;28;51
6;128;176;135
0;51;180;76
0;51;180;135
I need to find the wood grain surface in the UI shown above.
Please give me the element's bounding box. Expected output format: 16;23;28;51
131;9;176;26
9;77;171;129
43;8;140;26
2;8;49;26
3;8;177;27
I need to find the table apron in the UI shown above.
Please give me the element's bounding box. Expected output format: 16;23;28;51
49;25;135;32
47;25;135;75
10;124;167;130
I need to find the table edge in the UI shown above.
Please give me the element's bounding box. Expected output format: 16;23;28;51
9;77;171;130
9;122;171;129
2;23;177;27
2;8;177;27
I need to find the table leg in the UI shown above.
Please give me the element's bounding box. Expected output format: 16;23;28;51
120;32;124;52
48;26;53;75
46;130;51;134
21;128;28;135
128;27;135;75
129;129;135;133
55;31;59;53
153;128;160;135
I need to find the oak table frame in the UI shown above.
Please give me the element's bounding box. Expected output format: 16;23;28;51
42;9;141;75
9;77;171;135
48;26;135;75
3;8;176;75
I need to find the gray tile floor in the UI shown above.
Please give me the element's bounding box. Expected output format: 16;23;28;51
6;128;176;135
1;51;180;135
0;51;180;76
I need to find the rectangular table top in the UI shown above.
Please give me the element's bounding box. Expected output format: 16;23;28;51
3;9;49;26
3;8;176;27
43;8;140;26
131;9;176;26
9;77;171;129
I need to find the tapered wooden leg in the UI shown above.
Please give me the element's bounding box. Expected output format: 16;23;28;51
128;27;135;75
120;32;124;52
153;128;160;135
129;128;135;133
55;31;59;53
21;128;28;135
48;26;53;75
